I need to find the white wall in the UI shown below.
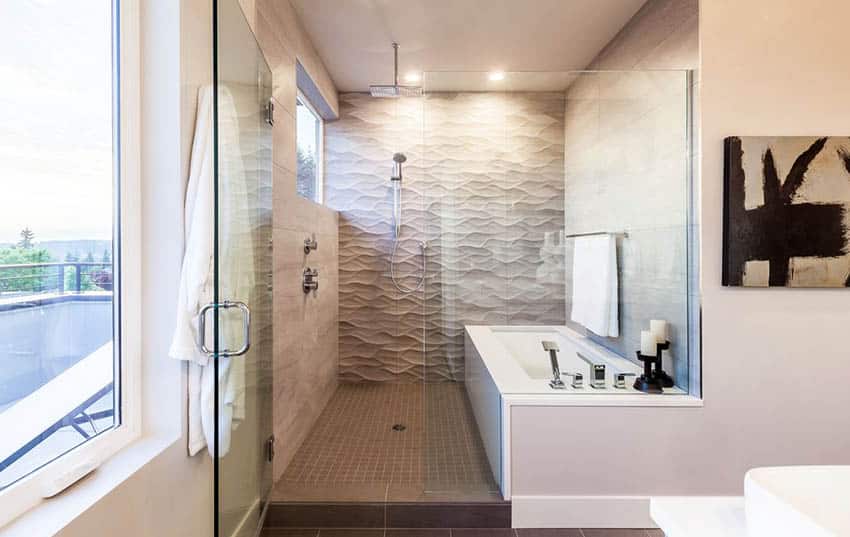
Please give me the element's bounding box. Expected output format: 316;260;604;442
699;0;850;480
511;0;850;507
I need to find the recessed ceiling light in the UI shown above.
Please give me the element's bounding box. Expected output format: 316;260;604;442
404;72;421;83
488;71;505;81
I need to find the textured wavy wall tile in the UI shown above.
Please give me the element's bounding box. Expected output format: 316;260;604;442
327;92;566;382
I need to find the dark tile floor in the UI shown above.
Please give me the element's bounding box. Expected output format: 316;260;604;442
262;530;665;537
276;383;500;503
265;501;511;530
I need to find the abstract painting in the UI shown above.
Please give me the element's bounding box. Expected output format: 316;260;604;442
723;136;850;287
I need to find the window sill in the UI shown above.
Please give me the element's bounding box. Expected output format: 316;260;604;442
0;433;180;537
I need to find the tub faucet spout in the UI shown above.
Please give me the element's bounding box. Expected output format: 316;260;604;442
542;341;565;389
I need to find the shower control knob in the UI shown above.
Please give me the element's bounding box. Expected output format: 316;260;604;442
302;267;319;294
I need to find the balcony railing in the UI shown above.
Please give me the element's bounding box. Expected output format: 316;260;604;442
0;262;113;297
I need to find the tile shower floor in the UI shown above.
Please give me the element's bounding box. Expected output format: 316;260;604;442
273;383;501;502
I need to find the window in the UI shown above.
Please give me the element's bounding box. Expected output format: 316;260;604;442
296;91;324;203
0;0;139;523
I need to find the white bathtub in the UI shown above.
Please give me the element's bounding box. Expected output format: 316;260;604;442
464;325;697;500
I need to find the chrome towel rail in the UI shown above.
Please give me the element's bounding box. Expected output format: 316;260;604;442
563;230;628;239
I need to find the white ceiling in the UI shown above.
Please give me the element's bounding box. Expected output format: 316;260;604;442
290;0;648;92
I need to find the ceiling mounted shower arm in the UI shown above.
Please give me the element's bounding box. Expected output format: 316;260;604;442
392;42;399;87
369;42;421;98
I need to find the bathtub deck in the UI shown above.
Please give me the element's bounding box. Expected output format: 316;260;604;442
273;382;501;502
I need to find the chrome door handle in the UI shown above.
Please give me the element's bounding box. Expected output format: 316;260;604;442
197;300;251;357
223;300;251;357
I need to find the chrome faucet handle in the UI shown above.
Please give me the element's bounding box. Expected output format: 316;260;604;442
304;237;318;254
562;371;584;389
576;352;606;389
614;372;636;389
590;364;606;389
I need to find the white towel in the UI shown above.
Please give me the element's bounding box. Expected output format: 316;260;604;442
570;235;619;337
169;84;253;457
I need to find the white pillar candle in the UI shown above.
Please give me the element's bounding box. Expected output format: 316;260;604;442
640;330;657;355
650;319;667;343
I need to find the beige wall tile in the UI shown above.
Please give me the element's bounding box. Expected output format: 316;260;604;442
258;0;338;118
245;0;341;481
272;164;295;225
272;51;297;116
272;105;296;172
237;0;257;33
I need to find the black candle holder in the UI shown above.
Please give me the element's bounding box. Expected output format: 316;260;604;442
654;340;675;388
633;340;674;393
634;351;664;393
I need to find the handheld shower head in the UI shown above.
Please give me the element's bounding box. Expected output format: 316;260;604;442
387;150;425;294
391;153;406;181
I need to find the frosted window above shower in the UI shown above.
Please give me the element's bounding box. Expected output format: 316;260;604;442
296;92;323;203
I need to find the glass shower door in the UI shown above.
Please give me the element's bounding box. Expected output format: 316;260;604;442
214;0;274;535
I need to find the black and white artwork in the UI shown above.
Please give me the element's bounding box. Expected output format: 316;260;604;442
723;136;850;287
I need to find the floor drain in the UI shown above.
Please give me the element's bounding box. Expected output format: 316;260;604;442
391;424;406;432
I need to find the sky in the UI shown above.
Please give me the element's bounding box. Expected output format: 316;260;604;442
0;1;113;244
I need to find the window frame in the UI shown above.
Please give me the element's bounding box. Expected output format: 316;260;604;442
296;89;325;204
0;0;141;526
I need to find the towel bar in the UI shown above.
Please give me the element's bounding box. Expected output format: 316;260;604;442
563;230;628;239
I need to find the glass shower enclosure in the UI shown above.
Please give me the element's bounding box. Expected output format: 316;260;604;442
213;0;274;535
418;69;695;493
420;70;695;394
326;69;694;500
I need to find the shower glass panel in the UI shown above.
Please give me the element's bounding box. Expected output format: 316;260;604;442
420;86;508;497
324;69;692;501
420;70;693;493
214;0;274;534
560;70;694;392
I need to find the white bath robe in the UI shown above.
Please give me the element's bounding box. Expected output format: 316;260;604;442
169;85;253;457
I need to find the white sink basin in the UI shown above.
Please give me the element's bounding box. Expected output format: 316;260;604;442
745;466;850;537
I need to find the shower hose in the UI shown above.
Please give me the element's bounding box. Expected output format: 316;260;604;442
390;237;426;294
390;184;427;294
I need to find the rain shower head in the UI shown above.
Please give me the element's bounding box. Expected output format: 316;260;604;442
369;43;422;98
370;85;422;98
